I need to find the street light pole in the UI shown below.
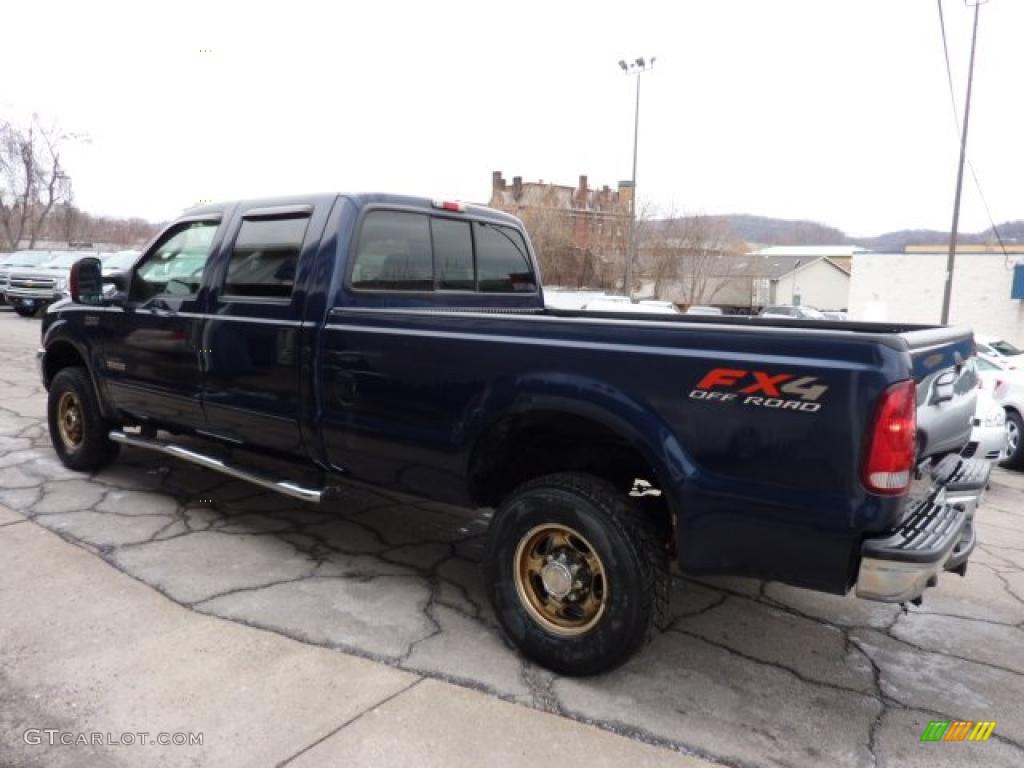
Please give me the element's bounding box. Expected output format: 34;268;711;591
940;0;985;325
619;56;655;298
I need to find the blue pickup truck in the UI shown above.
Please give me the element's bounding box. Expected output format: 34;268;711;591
37;193;989;675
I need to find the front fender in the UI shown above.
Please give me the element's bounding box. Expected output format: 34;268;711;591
41;312;118;421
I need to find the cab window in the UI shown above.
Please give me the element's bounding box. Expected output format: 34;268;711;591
351;211;433;291
132;221;219;301
473;222;537;293
224;214;310;299
350;209;536;294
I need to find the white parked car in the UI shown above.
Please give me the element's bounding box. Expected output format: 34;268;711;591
968;385;1008;463
637;299;679;313
543;289;609;311
974;355;1024;469
758;304;826;320
685;305;723;316
975;334;1024;370
583;297;677;314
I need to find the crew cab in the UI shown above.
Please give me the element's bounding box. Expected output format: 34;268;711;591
37;193;988;675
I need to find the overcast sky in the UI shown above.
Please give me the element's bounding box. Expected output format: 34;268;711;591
4;0;1020;236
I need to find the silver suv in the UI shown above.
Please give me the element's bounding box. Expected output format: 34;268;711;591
5;250;108;317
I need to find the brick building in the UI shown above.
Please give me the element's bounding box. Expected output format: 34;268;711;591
488;171;632;288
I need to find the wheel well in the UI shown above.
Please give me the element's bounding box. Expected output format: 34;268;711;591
468;410;674;542
43;341;87;388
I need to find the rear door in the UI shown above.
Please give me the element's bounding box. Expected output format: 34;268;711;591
319;206;540;497
200;203;321;454
102;217;222;428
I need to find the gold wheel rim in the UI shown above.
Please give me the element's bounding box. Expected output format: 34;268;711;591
513;523;608;637
57;391;84;451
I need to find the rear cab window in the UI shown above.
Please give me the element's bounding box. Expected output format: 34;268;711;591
350;208;536;294
223;212;311;299
473;222;536;293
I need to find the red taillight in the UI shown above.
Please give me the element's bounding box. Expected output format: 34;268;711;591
862;380;917;495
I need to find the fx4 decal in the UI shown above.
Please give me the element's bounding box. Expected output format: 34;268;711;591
689;368;827;412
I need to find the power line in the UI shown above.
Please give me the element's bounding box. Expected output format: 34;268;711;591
935;0;1012;268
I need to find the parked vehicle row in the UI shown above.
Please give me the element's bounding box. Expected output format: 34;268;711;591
0;250;138;316
759;304;848;321
973;355;1024;468
975;334;1024;370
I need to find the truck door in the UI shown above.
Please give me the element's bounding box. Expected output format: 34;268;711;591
200;204;319;455
101;217;222;429
319;206;540;499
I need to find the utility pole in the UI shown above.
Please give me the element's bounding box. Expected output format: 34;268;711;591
940;0;985;325
618;56;655;298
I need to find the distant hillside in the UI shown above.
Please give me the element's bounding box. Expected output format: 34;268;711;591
708;215;847;247
697;214;1023;252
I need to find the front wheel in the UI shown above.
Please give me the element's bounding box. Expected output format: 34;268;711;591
485;472;669;676
47;367;120;471
1001;410;1024;470
13;303;38;317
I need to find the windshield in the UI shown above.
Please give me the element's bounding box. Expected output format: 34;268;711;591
990;339;1023;356
2;251;54;268
41;252;90;269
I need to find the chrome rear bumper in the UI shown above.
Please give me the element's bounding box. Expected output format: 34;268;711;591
855;456;989;603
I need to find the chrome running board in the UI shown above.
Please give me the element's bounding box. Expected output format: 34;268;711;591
108;430;323;503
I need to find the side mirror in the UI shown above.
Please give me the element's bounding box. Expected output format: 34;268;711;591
103;270;130;303
930;370;957;405
69;257;104;306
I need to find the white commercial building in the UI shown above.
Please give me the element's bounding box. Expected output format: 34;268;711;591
848;248;1024;344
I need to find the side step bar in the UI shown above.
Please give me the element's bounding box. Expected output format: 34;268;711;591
108;430;324;503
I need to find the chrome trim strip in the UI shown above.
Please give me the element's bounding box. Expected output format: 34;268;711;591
108;430;322;503
49;305;305;327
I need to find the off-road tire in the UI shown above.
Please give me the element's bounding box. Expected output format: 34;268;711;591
47;367;120;471
486;472;670;676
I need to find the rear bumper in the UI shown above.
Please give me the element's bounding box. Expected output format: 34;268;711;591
855;456;990;603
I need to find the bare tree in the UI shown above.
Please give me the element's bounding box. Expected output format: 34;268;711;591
637;207;745;305
0;115;75;250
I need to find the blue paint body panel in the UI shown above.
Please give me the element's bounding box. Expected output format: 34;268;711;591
40;193;978;595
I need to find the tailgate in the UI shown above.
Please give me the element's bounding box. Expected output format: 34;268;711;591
901;326;977;460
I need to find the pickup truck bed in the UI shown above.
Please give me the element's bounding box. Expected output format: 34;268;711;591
37;192;983;675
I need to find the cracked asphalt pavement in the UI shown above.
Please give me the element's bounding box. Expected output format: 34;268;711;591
2;308;1023;768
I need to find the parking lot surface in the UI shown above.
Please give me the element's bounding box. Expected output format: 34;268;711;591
2;307;1023;767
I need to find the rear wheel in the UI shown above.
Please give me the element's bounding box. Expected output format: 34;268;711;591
1001;410;1024;470
486;472;669;676
47;367;120;471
